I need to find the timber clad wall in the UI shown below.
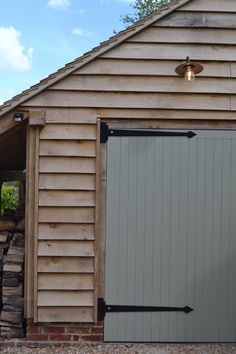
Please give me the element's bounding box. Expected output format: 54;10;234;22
20;0;236;323
36;116;97;322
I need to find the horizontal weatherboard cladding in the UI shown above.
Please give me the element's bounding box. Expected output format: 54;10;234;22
19;0;236;326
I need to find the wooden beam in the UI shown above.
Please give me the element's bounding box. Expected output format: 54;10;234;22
25;126;34;319
76;58;231;78
98;139;107;300
156;12;236;29
38;240;95;257
179;0;236;13
39;140;96;157
29;110;46;126
102;42;236;61
39;190;95;207
38;223;95;240
38;290;94;306
94;118;100;321
50;75;236;95
38;273;94;290
33;127;40;322
40;124;96;140
38;306;94;322
38;257;94;273
24;90;231;111
39;174;95;191
39;157;96;174
38;207;95;223
25;125;40;321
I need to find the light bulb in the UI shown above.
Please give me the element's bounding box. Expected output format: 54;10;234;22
184;65;195;82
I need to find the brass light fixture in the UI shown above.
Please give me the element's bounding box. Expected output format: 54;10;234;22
175;56;204;82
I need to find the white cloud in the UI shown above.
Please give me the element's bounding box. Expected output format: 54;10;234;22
48;0;70;10
0;27;33;71
0;99;4;106
72;27;95;36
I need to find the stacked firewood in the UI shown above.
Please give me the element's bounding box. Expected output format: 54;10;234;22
0;217;25;338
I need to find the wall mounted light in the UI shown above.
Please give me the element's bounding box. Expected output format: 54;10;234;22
14;112;24;122
175;56;204;82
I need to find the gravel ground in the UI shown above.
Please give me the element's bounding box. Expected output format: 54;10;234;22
1;343;236;354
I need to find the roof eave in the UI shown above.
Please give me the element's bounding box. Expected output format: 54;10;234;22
0;0;193;117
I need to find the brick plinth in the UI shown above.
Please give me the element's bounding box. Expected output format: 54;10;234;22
26;319;104;342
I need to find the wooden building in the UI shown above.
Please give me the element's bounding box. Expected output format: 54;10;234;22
1;0;236;342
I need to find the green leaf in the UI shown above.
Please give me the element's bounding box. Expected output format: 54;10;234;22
1;183;19;215
121;0;169;27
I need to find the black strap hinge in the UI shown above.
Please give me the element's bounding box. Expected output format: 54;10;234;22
100;122;196;143
98;298;193;321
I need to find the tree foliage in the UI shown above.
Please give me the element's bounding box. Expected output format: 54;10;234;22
121;0;169;26
1;183;19;215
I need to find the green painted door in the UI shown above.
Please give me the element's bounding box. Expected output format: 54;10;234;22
104;130;236;342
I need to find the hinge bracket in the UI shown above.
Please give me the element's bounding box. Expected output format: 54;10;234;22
100;122;196;143
98;298;193;321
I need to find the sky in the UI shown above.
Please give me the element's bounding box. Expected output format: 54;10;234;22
0;0;135;105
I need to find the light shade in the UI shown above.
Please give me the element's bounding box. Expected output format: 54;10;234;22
175;56;204;81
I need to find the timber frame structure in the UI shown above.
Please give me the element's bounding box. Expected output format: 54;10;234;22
1;0;236;342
